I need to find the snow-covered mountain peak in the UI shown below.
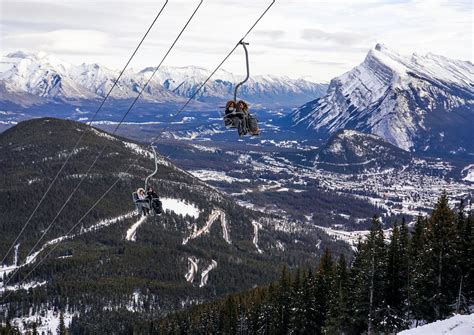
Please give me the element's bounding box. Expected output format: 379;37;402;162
292;44;474;153
1;50;327;107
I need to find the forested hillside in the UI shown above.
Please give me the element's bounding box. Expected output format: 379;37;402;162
0;118;349;333
128;193;472;334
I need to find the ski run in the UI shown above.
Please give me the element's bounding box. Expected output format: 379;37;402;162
199;260;218;288
125;215;147;242
251;220;263;253
183;209;231;245
185;257;198;283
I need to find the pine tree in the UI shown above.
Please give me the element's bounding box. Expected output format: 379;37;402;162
313;249;334;334
302;269;319;332
385;222;409;332
408;215;430;324
348;238;369;334
424;192;457;320
58;310;66;335
325;254;350;335
365;216;387;335
463;212;474;311
275;266;291;335
289;268;307;334
399;217;410;319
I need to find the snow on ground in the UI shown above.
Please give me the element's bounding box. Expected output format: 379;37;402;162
161;198;200;218
9;309;76;335
251;220;263;253
0;212;136;283
315;225;392;249
0;280;47;293
190;144;219;153
125;215;147;242
199;260;217;287
122;141;169;166
191;169;251;183
399;314;474;335
183;209;231;245
89;127;117;141
185;257;198;283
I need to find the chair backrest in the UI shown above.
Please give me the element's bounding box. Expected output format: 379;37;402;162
132;192;139;202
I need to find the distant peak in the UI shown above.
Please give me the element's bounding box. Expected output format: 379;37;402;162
374;43;384;51
5;51;32;59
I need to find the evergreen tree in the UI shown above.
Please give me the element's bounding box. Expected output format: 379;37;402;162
384;222;409;332
289;268;307;334
58;310;66;335
313;249;334;334
424;192;457;320
348;238;369;334
325;254;350;335
463;212;474;312
365;216;387;335
409;215;431;324
275;266;291;335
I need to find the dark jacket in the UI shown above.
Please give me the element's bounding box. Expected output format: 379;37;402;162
147;190;159;200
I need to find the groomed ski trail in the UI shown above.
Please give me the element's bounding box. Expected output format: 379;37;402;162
126;215;147;242
183;209;231;245
199;260;217;287
185;257;198;283
251;220;263;253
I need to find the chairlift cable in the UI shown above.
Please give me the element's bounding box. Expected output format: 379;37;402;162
1;0;276;302
0;0;170;266
0;0;204;291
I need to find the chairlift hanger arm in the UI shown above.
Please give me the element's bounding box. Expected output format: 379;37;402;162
145;145;159;190
233;41;250;102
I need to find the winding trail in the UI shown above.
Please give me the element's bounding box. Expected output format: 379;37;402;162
251;220;263;253
126;216;147;242
199;260;217;287
185;257;198;283
183;209;231;245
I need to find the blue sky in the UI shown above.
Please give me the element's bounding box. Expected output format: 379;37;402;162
1;0;472;81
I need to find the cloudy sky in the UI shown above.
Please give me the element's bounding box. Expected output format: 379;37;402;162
1;0;472;82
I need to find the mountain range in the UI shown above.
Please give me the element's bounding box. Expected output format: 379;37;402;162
292;44;474;156
0;51;327;108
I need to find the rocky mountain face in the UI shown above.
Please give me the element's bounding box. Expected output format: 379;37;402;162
292;44;474;156
0;51;327;108
0;118;348;329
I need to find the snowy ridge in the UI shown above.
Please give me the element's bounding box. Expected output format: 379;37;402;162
199;260;217;287
399;314;474;335
0;51;325;106
292;44;474;152
183;209;231;245
185;257;198;283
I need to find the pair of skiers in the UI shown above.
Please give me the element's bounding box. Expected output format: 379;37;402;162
224;100;260;136
134;187;162;216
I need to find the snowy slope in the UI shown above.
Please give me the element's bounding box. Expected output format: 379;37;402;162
399;314;474;335
0;51;326;107
292;44;474;153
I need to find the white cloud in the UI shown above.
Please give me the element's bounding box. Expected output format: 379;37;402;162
0;0;472;82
